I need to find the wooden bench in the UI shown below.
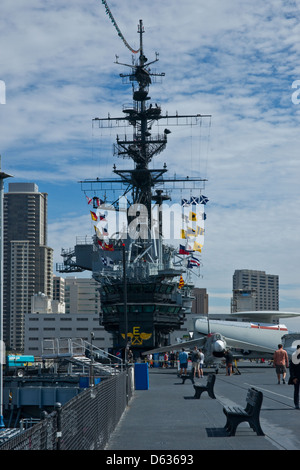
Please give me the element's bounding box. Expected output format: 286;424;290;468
223;387;264;436
193;373;216;399
179;374;195;384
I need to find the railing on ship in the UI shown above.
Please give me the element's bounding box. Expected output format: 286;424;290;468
0;368;134;450
41;337;124;374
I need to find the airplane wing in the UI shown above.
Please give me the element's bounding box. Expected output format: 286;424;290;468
225;336;275;354
141;336;207;356
230;310;300;322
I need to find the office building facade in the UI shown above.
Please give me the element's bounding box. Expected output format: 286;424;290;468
191;288;209;315
64;277;100;315
25;277;114;355
24;311;114;356
232;269;279;312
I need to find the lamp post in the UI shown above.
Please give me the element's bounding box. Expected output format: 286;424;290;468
122;243;128;366
90;332;94;387
0;157;13;428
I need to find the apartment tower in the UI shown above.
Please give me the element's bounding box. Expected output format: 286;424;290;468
3;183;53;351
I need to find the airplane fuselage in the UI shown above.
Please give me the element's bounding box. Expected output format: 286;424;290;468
195;318;287;352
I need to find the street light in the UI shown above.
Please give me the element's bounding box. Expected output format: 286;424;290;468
122;243;128;366
0;157;13;428
90;332;95;386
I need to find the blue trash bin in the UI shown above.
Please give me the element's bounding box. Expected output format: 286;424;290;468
134;363;149;390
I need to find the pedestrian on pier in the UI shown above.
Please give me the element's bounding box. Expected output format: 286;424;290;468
273;344;289;384
199;349;204;378
289;345;300;409
224;350;233;376
191;346;201;378
179;348;188;376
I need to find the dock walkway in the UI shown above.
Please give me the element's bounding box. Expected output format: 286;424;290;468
106;364;300;451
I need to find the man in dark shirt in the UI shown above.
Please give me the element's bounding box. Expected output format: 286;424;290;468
224;349;233;376
289;345;300;409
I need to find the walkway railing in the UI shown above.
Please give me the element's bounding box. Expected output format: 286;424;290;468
0;368;134;450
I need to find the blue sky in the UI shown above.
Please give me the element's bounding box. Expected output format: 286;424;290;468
1;0;300;322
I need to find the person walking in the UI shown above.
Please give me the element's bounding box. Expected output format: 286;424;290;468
178;348;189;376
289;345;300;409
273;343;289;384
191;346;201;378
169;351;175;368
224;349;233;376
163;352;169;368
199;348;204;378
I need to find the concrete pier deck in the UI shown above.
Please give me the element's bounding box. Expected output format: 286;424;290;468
106;363;300;451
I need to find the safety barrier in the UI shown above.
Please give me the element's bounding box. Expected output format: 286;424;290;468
0;368;134;450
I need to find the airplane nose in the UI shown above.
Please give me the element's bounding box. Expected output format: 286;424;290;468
213;340;226;357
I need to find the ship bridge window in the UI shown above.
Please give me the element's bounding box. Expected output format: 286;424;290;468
159;305;168;312
155;284;170;294
130;305;143;313
128;284;143;293
157;305;180;314
143;305;155;313
144;284;156;293
127;284;156;294
115;304;156;314
103;306;114;314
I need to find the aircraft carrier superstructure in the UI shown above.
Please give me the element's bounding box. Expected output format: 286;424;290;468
58;16;211;356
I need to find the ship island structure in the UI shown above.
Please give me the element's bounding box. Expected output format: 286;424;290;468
58;17;211;359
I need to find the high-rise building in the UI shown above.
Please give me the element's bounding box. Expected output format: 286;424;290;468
64;277;100;315
3;183;53;351
53;276;65;304
191;288;209;315
232;269;279;312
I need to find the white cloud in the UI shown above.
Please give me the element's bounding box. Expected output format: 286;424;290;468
1;0;300;315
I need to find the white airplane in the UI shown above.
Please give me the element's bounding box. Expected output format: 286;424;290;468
142;311;300;369
281;333;300;358
195;311;300;353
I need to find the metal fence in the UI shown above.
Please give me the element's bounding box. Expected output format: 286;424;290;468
0;368;134;450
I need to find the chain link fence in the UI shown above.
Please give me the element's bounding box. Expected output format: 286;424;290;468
0;368;134;450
